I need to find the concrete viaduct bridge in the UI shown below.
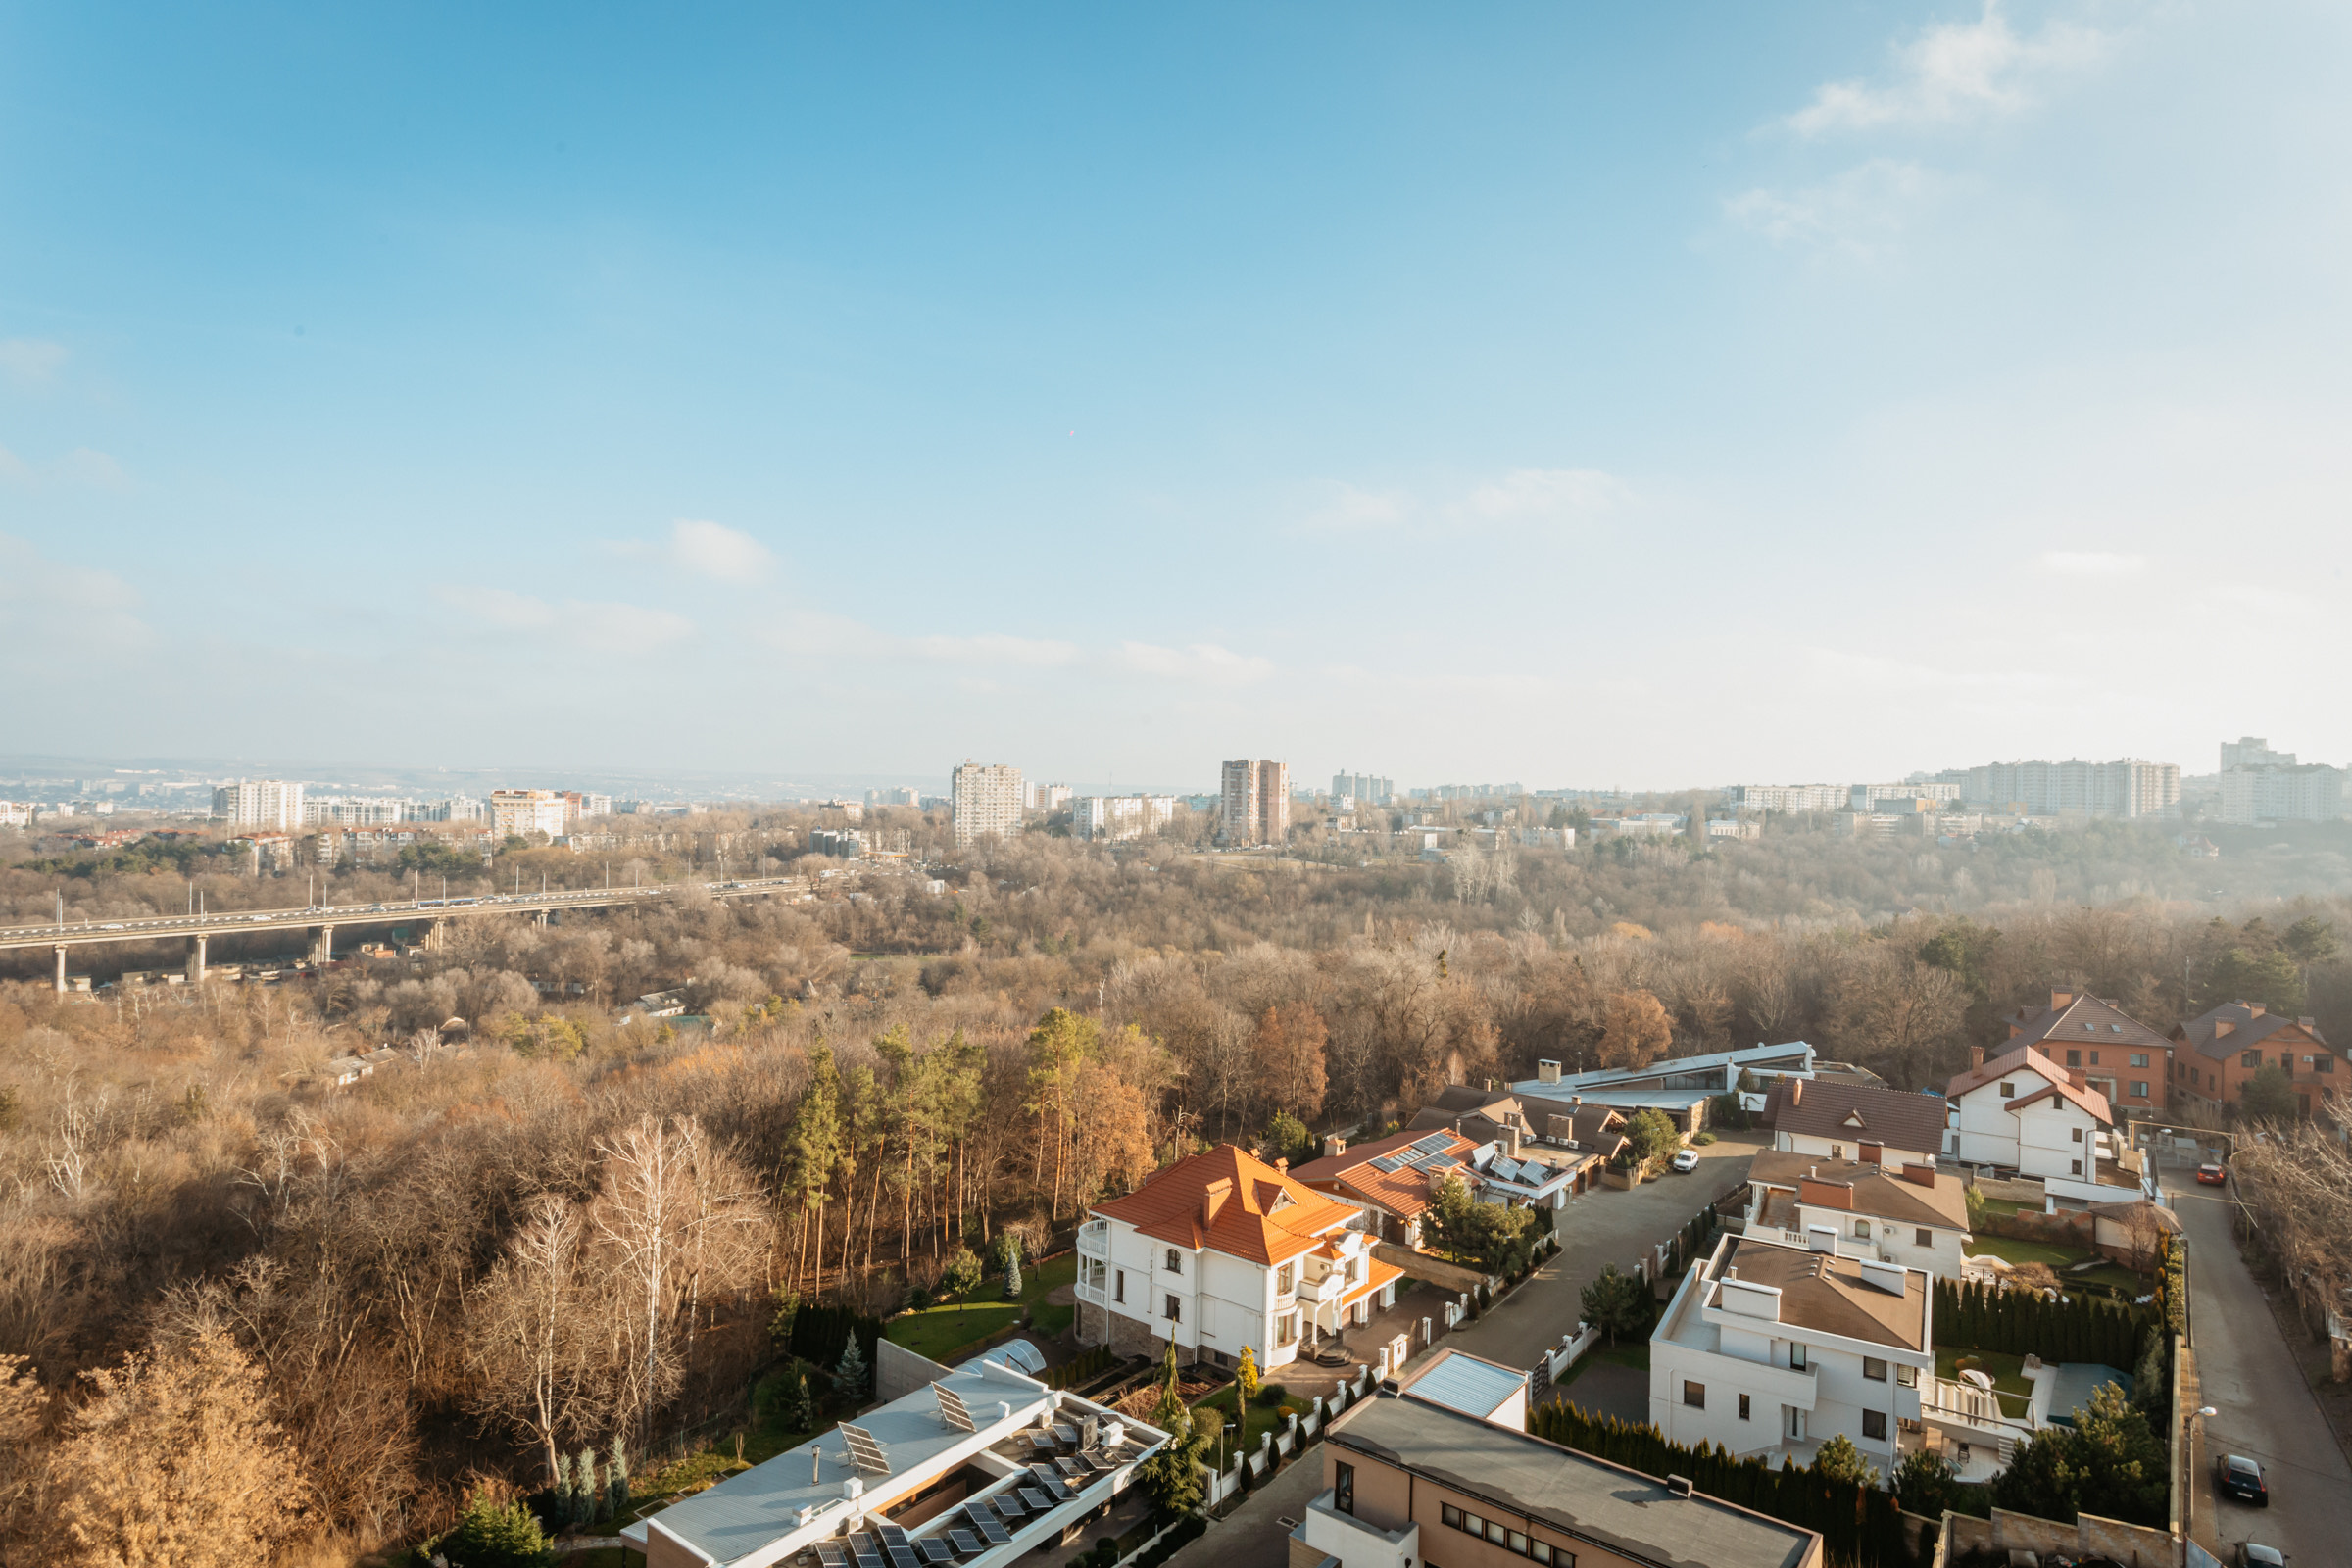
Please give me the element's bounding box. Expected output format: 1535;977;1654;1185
0;874;811;991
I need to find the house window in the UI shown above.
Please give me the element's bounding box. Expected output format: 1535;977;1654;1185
1739;1394;1751;1420
1862;1410;1886;1442
2070;1160;2082;1176
1335;1461;1354;1516
2242;1051;2262;1069
1277;1312;1298;1346
1915;1228;1934;1248
1165;1249;1182;1273
1998;1082;2015;1098
1165;1295;1182;1323
1683;1381;1705;1409
1852;1219;1869;1240
2320;1055;2335;1073
2071;1127;2083;1143
1789;1345;1806;1371
2130;1054;2149;1069
1863;1357;1887;1382
1114;1270;1125;1303
1830;1144;1844;1159
2130;1082;2149;1099
1276;1263;1294;1295
1443;1504;1460;1528
2066;1050;2081;1067
1897;1364;1918;1388
2089;1051;2100;1065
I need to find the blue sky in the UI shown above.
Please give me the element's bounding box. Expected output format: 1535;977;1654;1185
4;2;2349;790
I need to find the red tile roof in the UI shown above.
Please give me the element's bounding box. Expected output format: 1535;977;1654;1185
1291;1128;1481;1220
1092;1143;1361;1266
1947;1043;2113;1126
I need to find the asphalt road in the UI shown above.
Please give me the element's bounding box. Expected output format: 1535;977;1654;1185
1436;1134;1760;1375
2175;1179;2352;1565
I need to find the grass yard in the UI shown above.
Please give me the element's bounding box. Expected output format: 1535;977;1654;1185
1558;1340;1650;1388
1934;1347;2033;1418
887;1251;1080;1364
1974;1197;2032;1217
1191;1381;1310;1462
1963;1236;2148;1297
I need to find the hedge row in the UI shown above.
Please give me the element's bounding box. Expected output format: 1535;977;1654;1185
1529;1403;1908;1568
785;1303;884;1372
1931;1278;2150;1368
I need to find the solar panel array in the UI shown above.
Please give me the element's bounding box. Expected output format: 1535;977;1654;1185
1369;1133;1462;1173
838;1421;892;1475
932;1382;975;1433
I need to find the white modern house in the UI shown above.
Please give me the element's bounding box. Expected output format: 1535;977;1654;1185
1649;1233;1931;1469
1741;1152;1973;1279
626;1349;1164;1568
1945;1044;2137;1204
1075;1145;1402;1372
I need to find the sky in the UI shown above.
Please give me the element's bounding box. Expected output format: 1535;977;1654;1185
4;2;2350;793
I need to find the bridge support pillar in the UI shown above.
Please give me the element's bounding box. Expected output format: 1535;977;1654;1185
310;925;335;964
55;945;67;994
187;934;207;985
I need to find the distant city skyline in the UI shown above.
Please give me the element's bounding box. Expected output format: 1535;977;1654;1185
4;6;2350;783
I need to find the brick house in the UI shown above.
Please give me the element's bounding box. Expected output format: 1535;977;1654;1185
1073;1144;1402;1371
2169;1002;2340;1120
1997;991;2171;1119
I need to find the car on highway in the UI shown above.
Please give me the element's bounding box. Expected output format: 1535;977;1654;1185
1670;1148;1701;1173
2196;1161;2229;1185
2215;1452;2269;1506
2235;1544;2284;1567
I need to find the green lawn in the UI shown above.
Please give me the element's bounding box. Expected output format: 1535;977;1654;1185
887;1251;1079;1364
1192;1381;1310;1463
1934;1347;2033;1418
1559;1340;1649;1388
1963;1235;2095;1270
1975;1197;2033;1217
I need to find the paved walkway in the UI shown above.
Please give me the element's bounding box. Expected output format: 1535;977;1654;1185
2176;1179;2352;1565
1160;1440;1327;1568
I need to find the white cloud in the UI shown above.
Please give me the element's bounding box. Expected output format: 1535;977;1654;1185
1121;640;1275;685
0;339;68;384
1451;467;1630;523
668;518;772;581
1303;482;1412;531
1725;160;1937;260
0;443;133;490
2039;550;2148;576
0;533;148;644
434;585;692;646
1787;1;2105;136
909;633;1082;667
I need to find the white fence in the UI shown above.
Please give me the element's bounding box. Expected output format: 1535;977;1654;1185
1544;1323;1598;1385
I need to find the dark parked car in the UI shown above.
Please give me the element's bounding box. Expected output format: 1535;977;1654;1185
2235;1544;2284;1567
2196;1162;2229;1186
2215;1452;2268;1505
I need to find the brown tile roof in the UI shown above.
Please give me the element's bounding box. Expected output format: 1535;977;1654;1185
2172;1002;2330;1059
1539;1104;1630;1152
1092;1144;1361;1266
1746;1152;1969;1230
1720;1238;1928;1351
2005;992;2170;1053
1765;1077;1947;1158
1291;1129;1481;1220
1946;1043;2114;1126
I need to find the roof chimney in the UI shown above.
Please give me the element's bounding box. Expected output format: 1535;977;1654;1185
1901;1162;1937;1188
2247;1003;2266;1017
2051;990;2075;1011
2069;1068;2086;1089
1969;1046;1985;1070
1323;1133;1348;1159
1537;1059;1562;1084
1798;1177;1855;1210
1274;1157;1288;1176
1788;1079;1803;1105
1858;1140;1884;1165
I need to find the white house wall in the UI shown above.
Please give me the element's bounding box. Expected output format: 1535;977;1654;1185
1791;1203;1969;1278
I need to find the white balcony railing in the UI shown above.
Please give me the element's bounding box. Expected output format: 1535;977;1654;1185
1919;1377;2032;1439
1077;1219;1110;1256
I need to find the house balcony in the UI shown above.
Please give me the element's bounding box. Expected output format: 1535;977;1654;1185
1077;1219;1111;1258
1298;1271;1350;1307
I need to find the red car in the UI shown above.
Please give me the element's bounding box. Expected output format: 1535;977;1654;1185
2196;1162;2229;1186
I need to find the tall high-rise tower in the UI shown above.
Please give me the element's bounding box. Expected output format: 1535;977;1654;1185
951;761;1024;848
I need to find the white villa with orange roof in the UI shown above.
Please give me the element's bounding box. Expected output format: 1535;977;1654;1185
1075;1144;1403;1370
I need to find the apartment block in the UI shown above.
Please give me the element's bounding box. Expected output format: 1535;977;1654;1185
1729;783;1848;812
2219;761;2345;824
1072;794;1175;842
212;779;305;829
2220;736;2296;770
1946;759;2180;818
1028;782;1073;810
489;789;570;840
1218;759;1289;845
952;761;1024;848
1331;770;1395;807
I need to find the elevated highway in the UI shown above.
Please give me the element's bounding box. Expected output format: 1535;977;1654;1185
2;874;810;989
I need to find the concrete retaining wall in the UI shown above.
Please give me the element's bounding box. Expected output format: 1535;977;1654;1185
1943;1506;2177;1567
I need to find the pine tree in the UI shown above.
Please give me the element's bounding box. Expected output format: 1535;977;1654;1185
783;1365;816;1431
1002;1233;1024;1300
575;1446;599;1526
440;1486;558;1568
838;1335;869;1400
607;1442;631;1523
552;1450;576;1529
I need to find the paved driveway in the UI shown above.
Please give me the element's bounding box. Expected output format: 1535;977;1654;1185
1161;1440;1327;1568
2175;1180;2352;1566
1433;1134;1758;1375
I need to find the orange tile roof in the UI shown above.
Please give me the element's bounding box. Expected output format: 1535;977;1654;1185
1947;1043;2113;1126
1092;1143;1362;1266
1290;1128;1481;1220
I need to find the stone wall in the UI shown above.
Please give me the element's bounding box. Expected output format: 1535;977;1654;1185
1942;1507;2177;1567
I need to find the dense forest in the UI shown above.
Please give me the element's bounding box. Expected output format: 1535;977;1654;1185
0;814;2347;1563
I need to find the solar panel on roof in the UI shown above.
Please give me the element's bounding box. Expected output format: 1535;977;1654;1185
932;1382;976;1433
1369;1154;1404;1172
818;1544;851;1568
967;1507;1012;1543
946;1530;983;1559
1411;1133;1453;1154
838;1421;892;1475
919;1541;956;1566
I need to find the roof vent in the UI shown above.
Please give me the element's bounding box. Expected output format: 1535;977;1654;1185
1666;1475;1694;1498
